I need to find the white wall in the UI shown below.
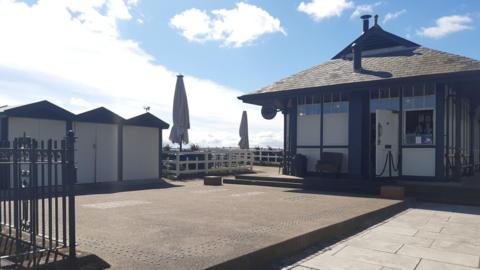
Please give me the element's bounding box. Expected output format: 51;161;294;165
8;117;66;142
402;148;435;177
297;115;320;145
74;122;118;183
323;113;348;146
123;125;159;180
8;117;67;187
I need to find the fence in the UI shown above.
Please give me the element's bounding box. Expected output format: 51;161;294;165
251;148;283;165
162;148;253;178
0;132;76;266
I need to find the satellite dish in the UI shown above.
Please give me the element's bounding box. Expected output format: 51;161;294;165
261;105;277;120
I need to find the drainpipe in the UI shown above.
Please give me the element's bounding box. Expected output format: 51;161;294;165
352;43;362;72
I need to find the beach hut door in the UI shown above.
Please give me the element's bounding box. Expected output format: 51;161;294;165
375;110;399;177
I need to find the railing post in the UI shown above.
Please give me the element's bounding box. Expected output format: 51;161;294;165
66;130;76;259
175;152;180;178
205;152;209;175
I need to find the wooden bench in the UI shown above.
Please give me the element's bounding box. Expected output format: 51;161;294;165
315;152;343;178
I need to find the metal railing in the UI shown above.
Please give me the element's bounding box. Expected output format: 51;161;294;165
0;132;76;266
162;148;253;178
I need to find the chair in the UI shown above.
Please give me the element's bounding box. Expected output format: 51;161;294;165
316;152;343;178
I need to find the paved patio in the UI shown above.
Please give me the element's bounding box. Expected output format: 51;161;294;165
280;202;480;270
73;179;400;270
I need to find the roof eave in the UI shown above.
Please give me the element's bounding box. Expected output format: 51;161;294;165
239;69;480;105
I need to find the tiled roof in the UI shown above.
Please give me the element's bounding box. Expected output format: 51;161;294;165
248;46;480;96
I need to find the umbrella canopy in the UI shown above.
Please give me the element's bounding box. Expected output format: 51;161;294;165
238;111;249;149
169;74;190;148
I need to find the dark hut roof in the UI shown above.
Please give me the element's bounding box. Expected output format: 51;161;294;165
240;24;480;101
124;112;169;129
75;107;124;124
0;100;75;121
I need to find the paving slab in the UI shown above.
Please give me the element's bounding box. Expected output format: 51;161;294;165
302;254;382;270
74;180;401;270
335;246;420;270
416;259;480;270
361;231;433;247
431;239;480;256
278;202;480;270
397;245;480;267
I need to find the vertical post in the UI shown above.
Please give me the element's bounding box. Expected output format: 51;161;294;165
455;89;462;179
205;152;209;174
175;152;180;178
13;138;21;256
470;104;476;175
435;83;446;180
348;90;364;178
118;123;123;182
158;130;163;179
398;86;403;177
31;139;38;263
66;130;76;259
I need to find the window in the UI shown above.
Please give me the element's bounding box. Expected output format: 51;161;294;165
297;95;321;116
370;87;400;112
323;93;349;114
405;110;434;145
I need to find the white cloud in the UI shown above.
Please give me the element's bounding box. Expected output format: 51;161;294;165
417;15;473;39
298;0;354;21
170;2;286;48
0;0;283;147
383;9;406;24
350;2;382;19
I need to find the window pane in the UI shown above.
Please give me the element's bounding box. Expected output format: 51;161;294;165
404;110;434;145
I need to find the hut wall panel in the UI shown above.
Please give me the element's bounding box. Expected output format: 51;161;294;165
323;113;348;146
74;122;118;183
74;122;96;184
296;115;320;146
296;148;320;172
123;126;159;180
402;148;435;176
94;123;118;182
8;117;66;142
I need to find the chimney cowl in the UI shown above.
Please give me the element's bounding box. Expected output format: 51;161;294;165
352;43;362;72
374;15;379;26
360;14;372;32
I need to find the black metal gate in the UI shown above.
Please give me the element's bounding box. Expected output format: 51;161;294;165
0;131;76;266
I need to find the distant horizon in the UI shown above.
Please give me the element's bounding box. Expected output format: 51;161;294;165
1;0;478;148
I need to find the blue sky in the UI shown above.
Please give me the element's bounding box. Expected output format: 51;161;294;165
0;0;479;147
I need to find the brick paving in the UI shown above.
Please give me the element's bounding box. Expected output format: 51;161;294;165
73;179;400;270
279;203;480;270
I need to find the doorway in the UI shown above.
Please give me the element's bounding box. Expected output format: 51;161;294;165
373;110;399;178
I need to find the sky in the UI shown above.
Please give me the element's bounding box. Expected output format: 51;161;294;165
0;0;479;148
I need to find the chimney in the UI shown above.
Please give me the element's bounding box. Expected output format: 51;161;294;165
361;14;372;32
352;43;362;72
374;15;379;27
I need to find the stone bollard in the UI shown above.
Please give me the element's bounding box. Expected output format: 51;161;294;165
204;176;222;186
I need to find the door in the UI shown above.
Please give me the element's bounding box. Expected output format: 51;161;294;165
74;122;118;183
375;110;399;177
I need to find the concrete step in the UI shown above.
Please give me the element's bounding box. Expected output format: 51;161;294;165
234;174;303;184
223;178;303;189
